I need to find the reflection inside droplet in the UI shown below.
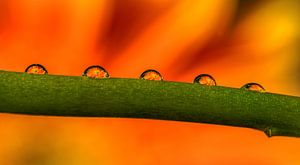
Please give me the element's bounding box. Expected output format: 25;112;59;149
25;64;48;75
194;74;216;86
140;69;163;81
83;65;109;79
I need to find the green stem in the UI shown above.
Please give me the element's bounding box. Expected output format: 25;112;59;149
0;70;300;137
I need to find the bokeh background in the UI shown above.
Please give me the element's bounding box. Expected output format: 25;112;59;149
0;0;300;164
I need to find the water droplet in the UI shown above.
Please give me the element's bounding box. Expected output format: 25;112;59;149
193;74;216;86
25;64;48;74
241;83;265;92
83;65;109;79
140;69;163;81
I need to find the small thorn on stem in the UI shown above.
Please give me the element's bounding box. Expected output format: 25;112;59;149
264;128;272;137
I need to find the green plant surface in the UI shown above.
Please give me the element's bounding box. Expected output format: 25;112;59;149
0;70;300;138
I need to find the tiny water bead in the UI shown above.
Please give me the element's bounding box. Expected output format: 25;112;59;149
193;74;216;86
140;69;163;81
82;65;109;79
25;64;48;74
241;83;265;92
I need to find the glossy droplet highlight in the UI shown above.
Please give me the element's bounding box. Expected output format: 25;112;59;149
242;83;265;92
194;74;216;86
83;65;109;79
140;69;163;81
25;64;48;74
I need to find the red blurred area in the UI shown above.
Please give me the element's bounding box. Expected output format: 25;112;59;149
0;0;300;164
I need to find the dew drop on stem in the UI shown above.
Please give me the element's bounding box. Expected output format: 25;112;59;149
241;83;265;92
140;69;163;81
25;64;48;75
193;74;216;86
82;65;110;79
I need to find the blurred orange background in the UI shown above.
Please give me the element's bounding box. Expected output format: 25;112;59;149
0;0;300;164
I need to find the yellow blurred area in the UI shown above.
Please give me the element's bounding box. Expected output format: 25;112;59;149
0;0;300;164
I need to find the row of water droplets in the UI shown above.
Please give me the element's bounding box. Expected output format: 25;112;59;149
25;64;265;92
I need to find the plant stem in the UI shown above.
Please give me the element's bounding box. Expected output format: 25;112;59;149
0;70;300;137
